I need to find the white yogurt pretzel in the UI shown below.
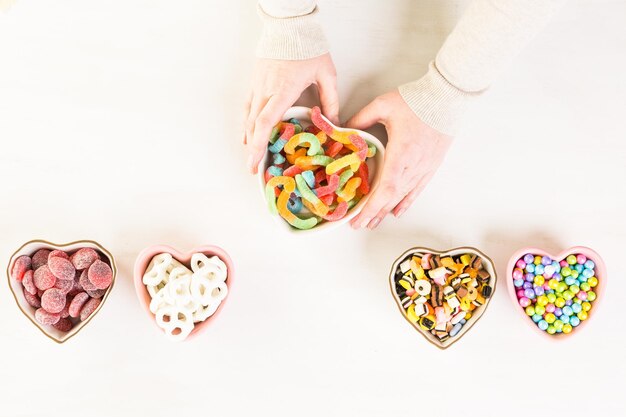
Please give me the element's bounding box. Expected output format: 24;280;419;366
154;304;194;341
145;252;229;341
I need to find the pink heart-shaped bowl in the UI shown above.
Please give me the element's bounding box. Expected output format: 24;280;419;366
133;244;234;341
506;246;606;339
6;239;116;343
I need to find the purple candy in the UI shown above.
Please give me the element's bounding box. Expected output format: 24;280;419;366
525;273;535;282
524;288;535;298
554;307;563;317
534;286;545;296
542;256;552;265
523;282;533;290
524;254;535;264
565;300;573;306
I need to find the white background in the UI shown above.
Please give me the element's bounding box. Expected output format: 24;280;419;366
1;1;625;416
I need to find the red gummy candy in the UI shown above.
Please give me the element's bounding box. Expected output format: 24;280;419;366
322;201;349;221
68;274;83;296
314;174;339;197
48;250;69;261
33;266;57;290
31;249;51;270
35;308;60;326
311;106;334;136
53;317;73;332
59;298;71;318
22;270;37;295
54;276;74;294
87;260;112;290
69;292;89;318
349;133;368;160
48;256;76;281
283;165;303;177
279;122;295;141
80;297;101;321
41;288;67;314
23;288;41;308
319;194;335;206
326;140;344;158
356;163;370;195
70;248;100;270
86;288;106;299
79;270;97;291
11;256;31;282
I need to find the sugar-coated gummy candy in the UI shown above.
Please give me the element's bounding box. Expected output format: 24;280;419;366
41;288;67;314
79;269;97;291
264;107;376;230
59;299;71;318
87;260;113;290
48;256;76;281
68;273;83;296
79;297;101;321
31;249;51;270
22;270;37;295
69;292;89;318
70;248;100;270
23;288;41;308
53;317;73;332
33;266;56;290
35;308;60;326
85;287;106;299
48;250;69;261
53;276;74;294
11;255;31;282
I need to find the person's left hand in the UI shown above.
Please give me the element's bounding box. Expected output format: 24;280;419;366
346;90;453;229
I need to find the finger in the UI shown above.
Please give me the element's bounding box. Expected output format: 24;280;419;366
345;98;384;131
249;93;298;174
243;92;252;144
245;94;267;151
367;175;416;229
317;74;339;125
392;171;434;217
350;146;406;229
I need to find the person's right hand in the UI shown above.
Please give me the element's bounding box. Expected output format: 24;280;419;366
244;53;339;174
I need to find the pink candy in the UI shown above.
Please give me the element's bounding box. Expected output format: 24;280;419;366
87;260;113;290
11;247;113;333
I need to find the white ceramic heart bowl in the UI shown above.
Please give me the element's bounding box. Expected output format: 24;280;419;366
6;239;116;343
258;106;385;234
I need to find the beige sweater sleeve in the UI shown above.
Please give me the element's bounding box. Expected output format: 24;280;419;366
257;0;564;135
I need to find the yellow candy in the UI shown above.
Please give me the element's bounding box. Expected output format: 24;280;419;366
465;312;472;320
577;311;588;321
326;152;361;175
588;277;598;287
410;258;425;279
265;176;295;214
534;256;542;265
460;254;472;266
536;295;548;306
286;148;306;164
545;313;556;324
582;301;592;312
534;275;545;286
337;177;361;202
406;304;419;323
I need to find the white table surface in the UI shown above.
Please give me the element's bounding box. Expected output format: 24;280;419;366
1;1;625;416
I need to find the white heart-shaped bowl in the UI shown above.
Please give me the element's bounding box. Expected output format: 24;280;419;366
258;106;385;234
6;239;116;343
389;246;497;349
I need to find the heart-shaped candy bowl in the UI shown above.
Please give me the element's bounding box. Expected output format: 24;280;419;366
389;247;497;349
506;246;606;339
6;239;116;343
258;106;385;234
133;245;234;342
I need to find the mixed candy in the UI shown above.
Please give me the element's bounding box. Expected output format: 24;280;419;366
11;247;113;332
512;253;598;335
392;251;494;343
143;252;228;341
264;106;376;230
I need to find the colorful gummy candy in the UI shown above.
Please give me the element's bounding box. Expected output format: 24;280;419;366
392;252;493;343
10;247;113;332
142;252;228;341
264;106;376;230
512;253;598;335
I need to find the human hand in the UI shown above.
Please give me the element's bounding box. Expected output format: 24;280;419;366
346;90;452;229
244;53;339;174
